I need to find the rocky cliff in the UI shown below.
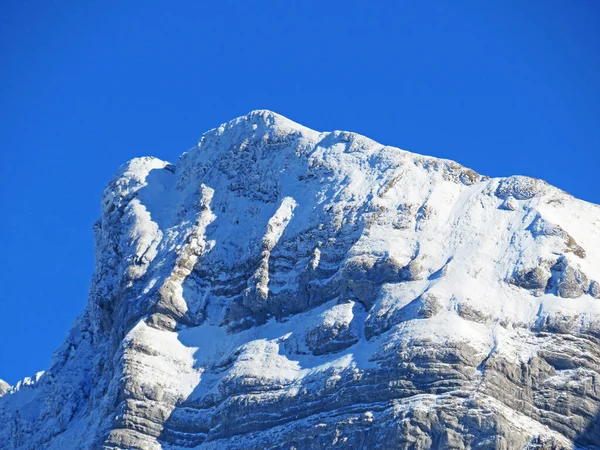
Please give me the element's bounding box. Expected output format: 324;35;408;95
1;111;599;449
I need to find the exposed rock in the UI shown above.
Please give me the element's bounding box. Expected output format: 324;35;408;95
527;215;587;260
455;301;492;324
547;258;590;299
566;234;587;259
511;265;551;294
495;176;546;200
499;195;518;211
305;301;361;355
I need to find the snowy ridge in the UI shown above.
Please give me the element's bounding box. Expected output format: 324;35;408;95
1;110;600;449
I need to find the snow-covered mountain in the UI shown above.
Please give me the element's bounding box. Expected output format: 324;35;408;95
2;110;599;449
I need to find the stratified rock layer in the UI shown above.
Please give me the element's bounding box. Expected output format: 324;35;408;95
2;111;600;449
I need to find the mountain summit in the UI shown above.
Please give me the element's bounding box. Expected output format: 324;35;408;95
2;111;600;449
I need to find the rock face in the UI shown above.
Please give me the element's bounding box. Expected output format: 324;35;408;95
2;110;600;449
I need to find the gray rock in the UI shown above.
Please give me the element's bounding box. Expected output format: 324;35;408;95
511;266;551;292
499;196;518;211
547;259;589;299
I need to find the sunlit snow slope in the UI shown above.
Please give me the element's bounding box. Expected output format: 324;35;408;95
2;111;600;449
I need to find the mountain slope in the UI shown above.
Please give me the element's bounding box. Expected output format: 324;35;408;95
2;110;600;449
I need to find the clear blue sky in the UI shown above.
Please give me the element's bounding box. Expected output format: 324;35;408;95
0;1;598;384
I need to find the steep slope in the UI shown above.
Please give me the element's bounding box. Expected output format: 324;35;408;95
2;110;600;449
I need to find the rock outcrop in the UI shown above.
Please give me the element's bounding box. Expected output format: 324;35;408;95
1;111;600;449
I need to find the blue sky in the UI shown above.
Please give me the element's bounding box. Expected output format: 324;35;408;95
0;1;598;384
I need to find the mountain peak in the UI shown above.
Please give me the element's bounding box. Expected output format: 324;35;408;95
2;113;600;449
242;108;289;123
218;109;312;136
196;109;319;148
